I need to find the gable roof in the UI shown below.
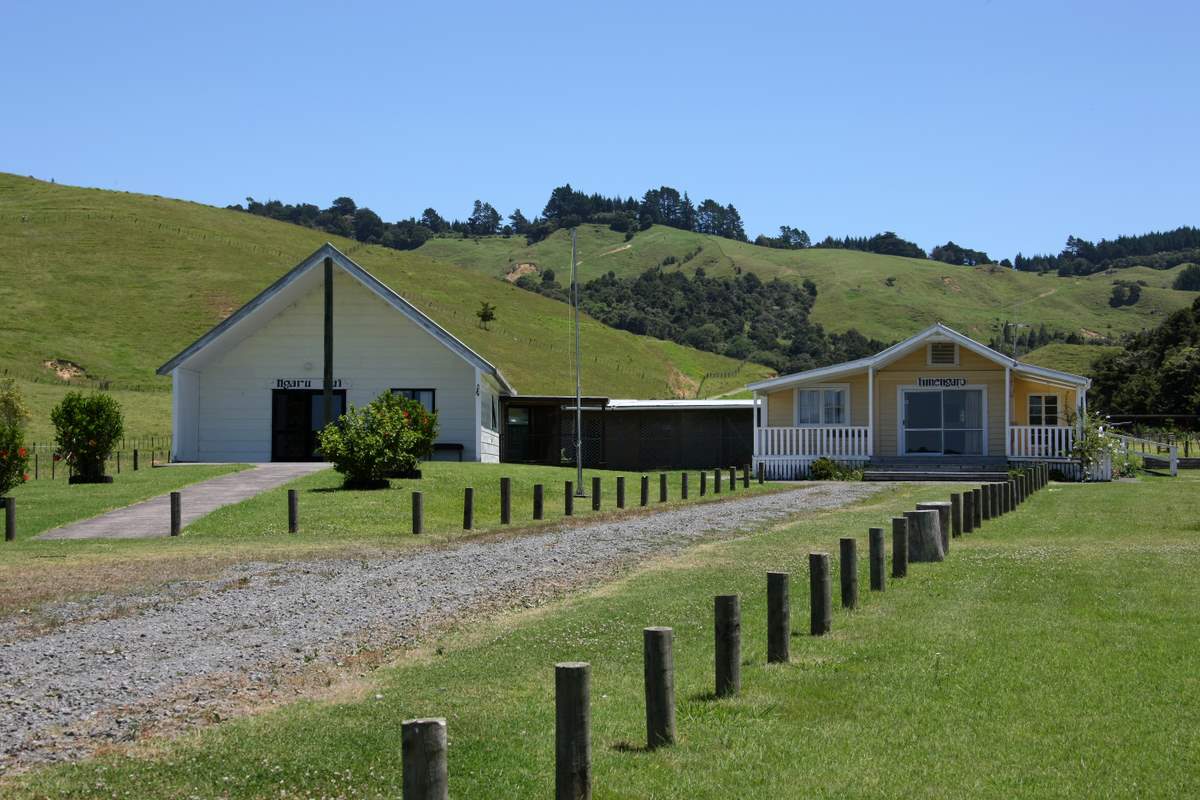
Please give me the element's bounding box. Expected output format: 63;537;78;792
747;322;1090;393
157;243;516;394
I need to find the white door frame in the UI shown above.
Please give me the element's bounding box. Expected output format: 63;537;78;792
897;384;989;457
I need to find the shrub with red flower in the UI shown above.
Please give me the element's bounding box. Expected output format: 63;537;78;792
51;391;124;483
316;392;439;488
0;379;32;497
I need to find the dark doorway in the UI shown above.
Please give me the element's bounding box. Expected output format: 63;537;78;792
271;389;346;461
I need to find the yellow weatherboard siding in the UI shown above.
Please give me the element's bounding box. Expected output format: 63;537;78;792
1012;376;1078;426
766;389;794;426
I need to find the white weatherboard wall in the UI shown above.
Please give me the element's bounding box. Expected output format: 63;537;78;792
187;270;480;462
478;375;501;463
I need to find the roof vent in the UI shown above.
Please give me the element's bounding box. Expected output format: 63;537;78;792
929;342;957;365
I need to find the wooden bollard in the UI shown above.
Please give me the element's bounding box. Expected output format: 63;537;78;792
500;477;512;525
133;448;139;471
839;538;858;609
767;572;790;663
463;487;474;530
116;451;121;474
713;468;721;494
640;475;649;507
401;717;449;800
904;509;944;562
1019;474;1028;504
915;502;951;555
169;491;181;537
555;662;591;800
681;472;688;500
565;481;574;516
4;498;14;542
616;476;626;508
643;627;676;749
592;477;601;512
972;487;982;529
950;493;963;538
700;470;708;496
287;489;299;533
981;484;992;521
891;518;908;578
533;484;544;520
962;490;975;534
868;527;885;591
411;492;424;535
714;595;741;696
728;466;736;490
659;473;667;502
809;553;831;635
757;462;765;484
742;465;750;488
1007;480;1016;514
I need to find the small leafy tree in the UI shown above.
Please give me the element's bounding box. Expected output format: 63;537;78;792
476;300;497;330
1069;411;1122;481
317;392;438;489
50;392;124;483
0;379;31;497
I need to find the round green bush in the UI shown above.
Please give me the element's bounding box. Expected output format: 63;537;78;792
50;391;124;483
0;379;31;496
317;392;439;489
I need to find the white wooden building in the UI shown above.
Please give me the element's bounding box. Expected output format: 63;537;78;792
157;244;514;463
748;324;1094;478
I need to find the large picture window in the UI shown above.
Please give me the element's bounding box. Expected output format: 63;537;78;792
391;388;435;413
1029;394;1059;426
796;387;847;426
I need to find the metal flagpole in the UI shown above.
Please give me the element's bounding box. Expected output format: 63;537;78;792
572;227;585;496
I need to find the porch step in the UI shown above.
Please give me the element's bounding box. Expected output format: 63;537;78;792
863;470;1010;482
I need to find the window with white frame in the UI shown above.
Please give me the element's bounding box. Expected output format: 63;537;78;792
1028;394;1059;426
796;387;847;425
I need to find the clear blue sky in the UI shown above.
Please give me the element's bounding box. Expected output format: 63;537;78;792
3;0;1196;259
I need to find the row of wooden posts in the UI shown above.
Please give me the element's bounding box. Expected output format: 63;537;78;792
396;463;1053;799
283;465;767;538
23;447;162;482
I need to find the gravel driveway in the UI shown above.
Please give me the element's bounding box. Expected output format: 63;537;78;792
0;482;884;770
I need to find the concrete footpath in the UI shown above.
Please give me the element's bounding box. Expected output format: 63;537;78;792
35;463;329;540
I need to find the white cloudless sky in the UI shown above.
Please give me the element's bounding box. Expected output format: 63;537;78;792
2;0;1197;259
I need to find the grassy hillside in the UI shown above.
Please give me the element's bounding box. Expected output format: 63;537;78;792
0;175;770;433
1021;343;1123;376
421;224;1200;344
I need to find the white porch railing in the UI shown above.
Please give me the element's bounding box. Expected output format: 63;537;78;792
1009;425;1075;459
756;426;871;459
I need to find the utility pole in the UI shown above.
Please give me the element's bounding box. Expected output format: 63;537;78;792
572;228;585;497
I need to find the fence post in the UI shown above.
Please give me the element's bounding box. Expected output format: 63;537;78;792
411;492;424;535
463;487;474;530
565;481;574;516
742;465;750;488
1007;480;1017;514
616;476;626;509
950;493;963;538
659;473;667;502
640;475;649;507
868;527;885;591
402;718;448;800
643;627;676;749
592;477;601;511
1170;445;1178;477
715;595;741;696
839;538;858;609
728;466;736;490
713;468;721;494
555;662;591;800
767;572;790;663
34;451;38;480
533;484;544;520
681;472;688;500
117;451;121;474
700;471;708;496
962;490;974;534
757;462;765;484
891;517;908;578
981;484;992;520
4;498;14;542
500;477;512;525
972;487;982;528
133;449;139;471
288;489;299;534
915;502;951;555
170;491;181;537
809;552;831;635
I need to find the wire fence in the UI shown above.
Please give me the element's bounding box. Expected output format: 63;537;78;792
22;436;173;481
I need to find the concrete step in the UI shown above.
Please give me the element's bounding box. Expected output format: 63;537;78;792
863;470;1010;482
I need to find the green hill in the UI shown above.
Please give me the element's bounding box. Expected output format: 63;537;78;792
420;224;1200;345
1020;343;1123;376
0;175;769;440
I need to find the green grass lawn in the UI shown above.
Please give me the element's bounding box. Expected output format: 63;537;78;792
8;473;1197;798
0;462;778;619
